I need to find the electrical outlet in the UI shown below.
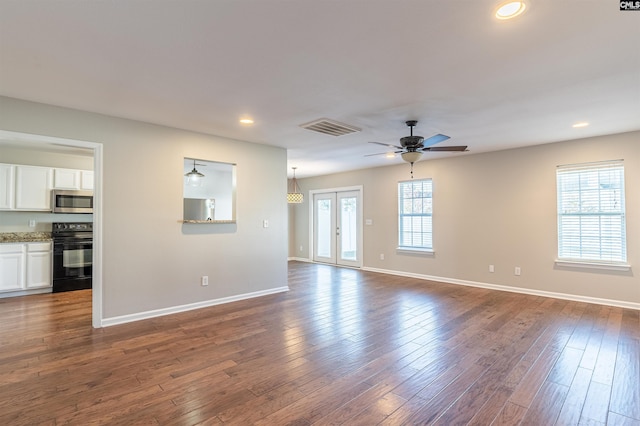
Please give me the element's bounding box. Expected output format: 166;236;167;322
515;267;521;276
489;264;494;273
28;219;36;228
201;276;209;286
299;245;303;252
380;254;385;260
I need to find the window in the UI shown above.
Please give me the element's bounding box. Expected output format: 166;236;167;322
398;179;433;251
556;161;627;265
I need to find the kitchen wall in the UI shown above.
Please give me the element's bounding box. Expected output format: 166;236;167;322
290;131;640;306
0;145;94;169
0;96;288;321
0;146;93;231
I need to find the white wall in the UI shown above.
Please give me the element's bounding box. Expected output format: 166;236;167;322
290;131;640;307
0;96;289;320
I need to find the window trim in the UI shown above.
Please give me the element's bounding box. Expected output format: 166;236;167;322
396;247;435;256
398;178;433;251
556;160;628;267
554;259;631;272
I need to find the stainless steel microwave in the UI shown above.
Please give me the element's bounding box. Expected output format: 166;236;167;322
51;190;93;214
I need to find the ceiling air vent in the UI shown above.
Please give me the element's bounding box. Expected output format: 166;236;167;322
299;118;361;137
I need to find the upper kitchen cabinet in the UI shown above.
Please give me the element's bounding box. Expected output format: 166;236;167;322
53;168;81;190
81;171;94;190
0;163;93;211
0;164;15;209
15;165;53;211
53;168;94;190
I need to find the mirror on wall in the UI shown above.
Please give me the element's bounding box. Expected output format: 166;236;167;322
183;158;236;223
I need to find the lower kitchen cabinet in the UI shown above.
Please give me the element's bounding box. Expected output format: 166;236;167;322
0;242;52;295
26;243;52;289
0;244;25;292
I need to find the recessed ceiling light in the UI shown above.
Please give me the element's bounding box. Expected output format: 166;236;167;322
572;122;589;128
239;118;254;125
495;1;527;20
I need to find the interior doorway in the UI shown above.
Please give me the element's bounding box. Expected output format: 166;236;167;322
0;130;103;328
311;187;362;268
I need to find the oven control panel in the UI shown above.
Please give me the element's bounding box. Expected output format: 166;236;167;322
52;222;93;234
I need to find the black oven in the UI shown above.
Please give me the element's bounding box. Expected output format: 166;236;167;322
52;222;93;292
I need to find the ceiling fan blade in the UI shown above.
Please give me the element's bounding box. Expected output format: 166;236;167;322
422;146;468;152
369;141;403;150
364;150;403;157
422;133;451;148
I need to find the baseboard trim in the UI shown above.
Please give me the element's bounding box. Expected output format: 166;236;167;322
0;287;52;299
101;286;290;327
362;266;640;311
288;257;312;263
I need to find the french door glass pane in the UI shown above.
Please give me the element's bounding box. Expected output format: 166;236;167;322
340;197;357;261
316;199;332;258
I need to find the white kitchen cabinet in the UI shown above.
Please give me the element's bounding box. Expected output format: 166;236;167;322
26;242;52;289
0;242;52;294
0;244;26;292
53;168;81;190
80;170;94;190
15;165;53;211
0;164;15;210
53;168;93;190
0;163;91;211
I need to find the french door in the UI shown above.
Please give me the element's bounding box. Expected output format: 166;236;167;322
313;189;362;268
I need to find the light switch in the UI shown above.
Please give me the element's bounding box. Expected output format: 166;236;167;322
263;219;269;228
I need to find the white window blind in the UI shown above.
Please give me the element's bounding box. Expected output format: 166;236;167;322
398;179;432;250
556;161;626;263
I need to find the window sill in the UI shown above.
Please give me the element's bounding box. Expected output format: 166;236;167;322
396;247;435;256
555;259;631;272
181;220;236;224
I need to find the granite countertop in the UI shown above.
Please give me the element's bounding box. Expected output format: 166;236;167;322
0;232;53;243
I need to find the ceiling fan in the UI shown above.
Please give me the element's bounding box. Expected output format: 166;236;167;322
368;120;467;176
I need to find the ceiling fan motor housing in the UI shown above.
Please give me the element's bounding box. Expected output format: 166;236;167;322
400;135;424;148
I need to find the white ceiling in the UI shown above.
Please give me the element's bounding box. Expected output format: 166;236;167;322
1;0;638;178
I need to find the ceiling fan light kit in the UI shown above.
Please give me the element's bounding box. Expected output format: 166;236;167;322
401;151;422;163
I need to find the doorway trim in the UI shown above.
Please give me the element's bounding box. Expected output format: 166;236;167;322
308;185;363;268
0;130;103;328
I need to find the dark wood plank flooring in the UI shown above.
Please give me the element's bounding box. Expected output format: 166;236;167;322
0;261;638;425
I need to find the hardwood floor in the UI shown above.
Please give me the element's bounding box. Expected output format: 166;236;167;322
0;261;638;425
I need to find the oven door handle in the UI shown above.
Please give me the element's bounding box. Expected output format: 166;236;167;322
54;244;92;253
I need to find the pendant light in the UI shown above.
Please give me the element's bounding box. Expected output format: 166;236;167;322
185;159;205;186
287;167;304;203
